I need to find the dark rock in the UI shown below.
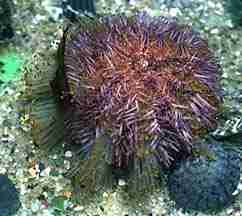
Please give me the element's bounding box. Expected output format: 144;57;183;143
223;0;242;27
167;143;241;212
0;0;14;41
111;165;131;182
38;161;45;173
0;175;21;216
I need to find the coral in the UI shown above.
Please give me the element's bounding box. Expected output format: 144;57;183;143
167;142;240;212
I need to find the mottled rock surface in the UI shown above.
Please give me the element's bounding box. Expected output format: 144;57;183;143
0;174;20;216
168;143;241;212
0;0;14;41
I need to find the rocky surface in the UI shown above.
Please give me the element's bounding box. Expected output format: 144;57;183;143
168;143;240;212
0;174;21;216
0;0;14;41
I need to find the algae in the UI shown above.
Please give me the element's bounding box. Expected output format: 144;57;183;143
0;53;23;82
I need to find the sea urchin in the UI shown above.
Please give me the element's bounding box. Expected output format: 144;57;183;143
57;12;221;171
20;12;223;194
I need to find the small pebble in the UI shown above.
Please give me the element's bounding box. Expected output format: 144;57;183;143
40;167;51;177
103;192;108;198
31;200;40;212
118;179;126;186
38;162;45;173
238;183;242;191
232;189;240;196
65;150;72;158
210;28;219;34
29;167;37;177
227;208;234;215
234;211;241;216
74;205;84;211
235;51;241;57
207;1;216;8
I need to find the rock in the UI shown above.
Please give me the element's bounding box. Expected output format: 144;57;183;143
223;0;242;27
167;143;241;212
0;0;14;41
212;115;242;146
156;0;195;9
62;0;95;21
0;174;21;216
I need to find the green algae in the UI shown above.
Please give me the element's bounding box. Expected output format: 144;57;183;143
0;52;23;82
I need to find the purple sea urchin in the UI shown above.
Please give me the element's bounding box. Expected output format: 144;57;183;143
59;12;221;170
20;12;223;195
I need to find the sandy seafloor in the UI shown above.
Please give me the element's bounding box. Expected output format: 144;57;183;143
0;0;242;215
